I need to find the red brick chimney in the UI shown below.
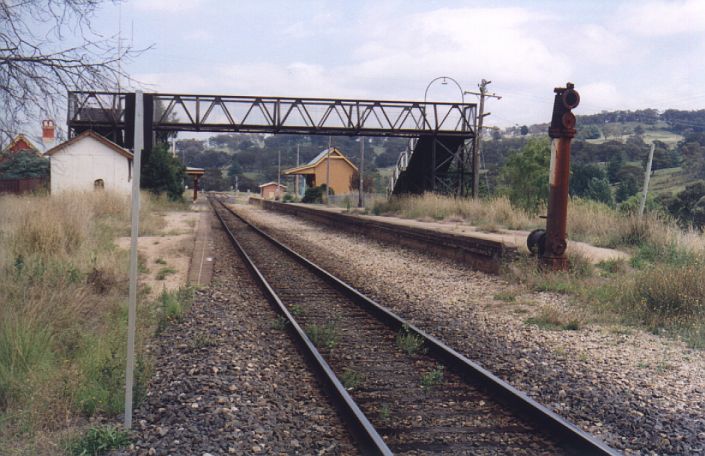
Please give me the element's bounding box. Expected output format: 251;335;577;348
42;119;55;148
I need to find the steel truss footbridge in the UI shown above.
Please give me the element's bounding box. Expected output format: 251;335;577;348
67;91;477;195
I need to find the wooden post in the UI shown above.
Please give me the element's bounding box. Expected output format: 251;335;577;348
358;138;365;208
639;142;655;218
326;137;331;205
296;144;300;197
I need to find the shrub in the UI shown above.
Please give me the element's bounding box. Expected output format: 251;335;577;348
0;151;49;179
302;184;333;204
498;138;550;213
141;143;185;201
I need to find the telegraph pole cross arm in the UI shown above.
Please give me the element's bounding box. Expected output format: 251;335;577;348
464;79;502;199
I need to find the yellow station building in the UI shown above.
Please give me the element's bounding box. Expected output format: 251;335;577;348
283;147;357;196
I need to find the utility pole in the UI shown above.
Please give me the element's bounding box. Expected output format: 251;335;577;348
326;136;332;205
465;79;501;198
639;142;656;217
296;144;300;198
358;138;365;208
277;149;281;200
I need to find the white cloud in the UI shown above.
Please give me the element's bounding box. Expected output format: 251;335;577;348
126;2;705;127
184;29;213;41
572;24;630;65
349;7;569;87
132;0;203;13
578;82;622;112
616;0;705;36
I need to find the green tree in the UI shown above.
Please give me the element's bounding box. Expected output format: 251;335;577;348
616;175;639;202
668;181;705;227
584;177;614;206
200;169;230;191
0;152;49;179
606;152;625;183
141;144;185;200
520;125;529;136
570;163;606;198
499;138;550;213
575;124;601;140
642;140;680;171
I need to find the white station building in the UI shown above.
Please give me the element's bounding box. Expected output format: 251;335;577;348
45;130;133;195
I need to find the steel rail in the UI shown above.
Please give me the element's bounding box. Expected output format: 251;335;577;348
216;197;619;456
208;197;392;455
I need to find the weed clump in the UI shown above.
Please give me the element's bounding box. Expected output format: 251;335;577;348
68;425;130;456
155;266;177;280
340;367;363;391
305;322;339;349
396;325;426;355
421;365;444;390
271;315;289;331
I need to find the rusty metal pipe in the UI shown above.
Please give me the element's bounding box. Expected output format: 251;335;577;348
543;138;571;269
540;83;580;271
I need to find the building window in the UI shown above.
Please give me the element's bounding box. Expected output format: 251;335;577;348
94;179;105;190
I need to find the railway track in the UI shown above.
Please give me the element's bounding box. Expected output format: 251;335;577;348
209;196;618;455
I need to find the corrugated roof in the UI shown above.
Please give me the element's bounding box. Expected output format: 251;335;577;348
307;147;336;165
258;181;287;188
282;147;357;175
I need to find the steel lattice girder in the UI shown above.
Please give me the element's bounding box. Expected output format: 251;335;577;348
67;91;477;138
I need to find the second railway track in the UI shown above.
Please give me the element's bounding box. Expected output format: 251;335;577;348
210;196;617;455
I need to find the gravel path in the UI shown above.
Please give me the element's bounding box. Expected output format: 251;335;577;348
235;203;705;455
120;212;357;455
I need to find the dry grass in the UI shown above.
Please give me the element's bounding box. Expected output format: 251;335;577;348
0;191;188;454
525;306;582;331
372;194;541;230
373;194;705;254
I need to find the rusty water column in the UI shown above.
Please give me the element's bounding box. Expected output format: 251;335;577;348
533;83;580;270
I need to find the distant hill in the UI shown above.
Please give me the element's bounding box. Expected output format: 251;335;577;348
484;108;705;226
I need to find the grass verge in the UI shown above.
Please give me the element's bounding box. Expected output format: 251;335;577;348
0;191;191;454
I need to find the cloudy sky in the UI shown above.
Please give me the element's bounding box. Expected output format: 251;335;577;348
93;0;705;128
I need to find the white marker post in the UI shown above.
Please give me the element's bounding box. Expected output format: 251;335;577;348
124;91;144;429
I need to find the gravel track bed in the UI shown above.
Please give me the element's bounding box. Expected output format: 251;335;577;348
119;212;357;455
216;204;567;455
234;203;705;455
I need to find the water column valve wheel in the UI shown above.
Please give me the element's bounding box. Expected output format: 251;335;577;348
527;228;546;256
